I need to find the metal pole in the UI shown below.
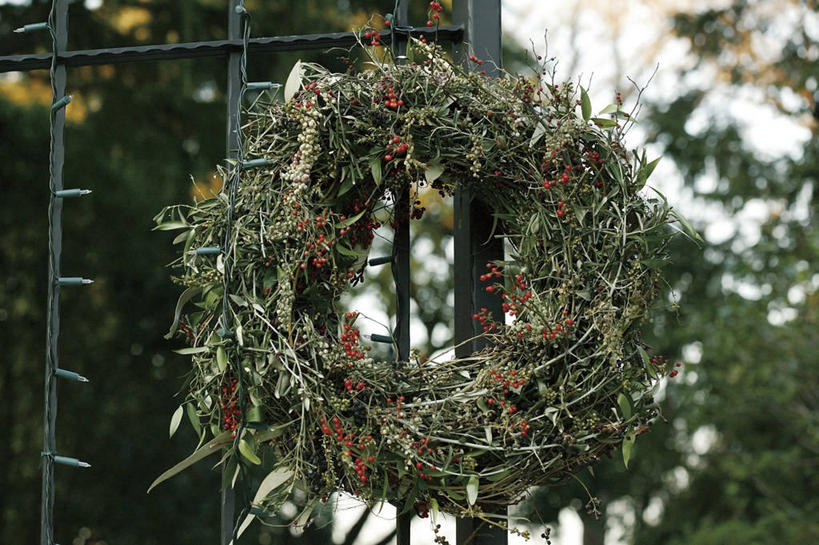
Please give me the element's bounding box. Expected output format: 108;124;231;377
452;1;507;544
41;2;69;544
392;3;414;543
221;2;241;544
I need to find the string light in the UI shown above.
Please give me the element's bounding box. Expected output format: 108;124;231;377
51;94;72;111
370;334;394;344
54;188;92;198
368;256;391;266
57;277;93;286
14;22;49;33
246;82;280;91
55;369;89;382
53;456;91;469
240;158;273;169
192;246;221;255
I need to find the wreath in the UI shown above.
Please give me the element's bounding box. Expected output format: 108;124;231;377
152;37;687;534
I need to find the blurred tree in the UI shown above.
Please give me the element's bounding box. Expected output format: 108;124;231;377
519;2;819;544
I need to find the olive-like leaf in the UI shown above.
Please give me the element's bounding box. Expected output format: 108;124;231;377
169;404;184;438
284;60;303;102
466;475;479;505
580;86;591;121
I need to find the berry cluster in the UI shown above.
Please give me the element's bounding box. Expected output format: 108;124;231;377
375;86;404;110
426;1;442;26
340;312;367;364
219;377;241;437
319;416;375;485
363;29;382;47
384;135;409;161
472;307;498;333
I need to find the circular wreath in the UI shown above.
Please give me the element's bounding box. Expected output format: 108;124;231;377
155;38;676;530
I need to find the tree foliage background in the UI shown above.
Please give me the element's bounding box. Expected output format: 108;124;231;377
0;1;816;545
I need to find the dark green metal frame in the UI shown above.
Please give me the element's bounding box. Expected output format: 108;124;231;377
2;1;506;543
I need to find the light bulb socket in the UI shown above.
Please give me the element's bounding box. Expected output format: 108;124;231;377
53;455;91;469
51;95;72;112
241;158;273;169
192;246;221;256
57;277;94;286
370;334;393;344
368;256;391;266
55;188;92;198
246;82;280;91
55;368;89;383
14;22;49;33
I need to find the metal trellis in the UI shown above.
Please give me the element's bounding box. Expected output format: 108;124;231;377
3;1;507;543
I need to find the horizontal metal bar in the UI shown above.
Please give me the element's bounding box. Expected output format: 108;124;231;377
0;26;464;73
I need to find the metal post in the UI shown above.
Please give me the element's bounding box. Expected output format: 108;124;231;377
221;1;241;544
41;2;69;544
392;3;413;544
452;1;507;544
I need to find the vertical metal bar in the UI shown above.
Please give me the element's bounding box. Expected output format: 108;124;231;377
392;3;413;544
41;2;69;544
452;1;507;544
221;1;241;544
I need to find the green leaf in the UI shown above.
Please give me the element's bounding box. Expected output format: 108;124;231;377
591;117;617;128
153;221;188;231
216;346;228;373
580;87;591;121
430;498;439;522
424;161;444;184
574;205;587;225
164;286;201;339
173;346;209;355
529;121;547;148
476;398;490;413
637;345;651;367
148;431;232;492
617;393;632;421
599;103;619;115
239;438;261;465
235;468;295;539
671;209;705;244
284;60;302;102
338;176;354;197
623;434;636;468
169;404;184;438
369;155;382;186
636;157;661;190
185;402;201;437
466;475;479;506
